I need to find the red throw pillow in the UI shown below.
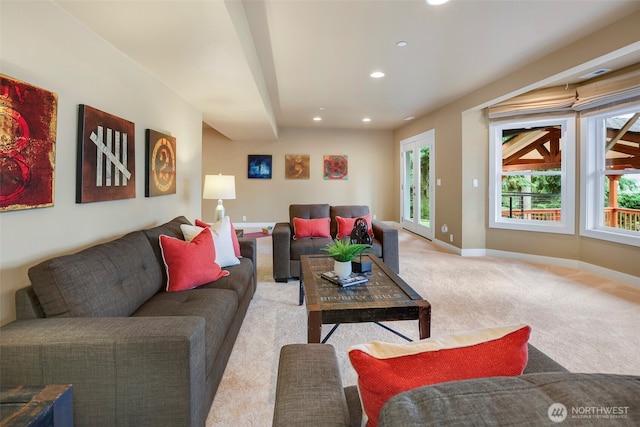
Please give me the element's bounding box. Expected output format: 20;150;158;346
196;218;241;258
292;217;331;240
159;227;229;292
348;324;531;427
335;215;373;239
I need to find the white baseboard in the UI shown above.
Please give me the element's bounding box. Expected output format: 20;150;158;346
432;238;461;254
234;222;276;229
456;246;639;288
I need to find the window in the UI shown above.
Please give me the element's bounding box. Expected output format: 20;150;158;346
581;103;640;247
489;115;576;234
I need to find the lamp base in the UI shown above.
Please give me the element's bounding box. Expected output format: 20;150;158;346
213;199;225;222
352;260;372;273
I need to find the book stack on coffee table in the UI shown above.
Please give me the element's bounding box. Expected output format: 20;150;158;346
321;271;369;287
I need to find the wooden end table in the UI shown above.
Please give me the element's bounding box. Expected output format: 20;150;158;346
300;254;431;343
0;384;73;426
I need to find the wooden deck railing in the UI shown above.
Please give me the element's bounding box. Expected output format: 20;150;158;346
501;209;562;221
501;207;640;231
604;207;640;231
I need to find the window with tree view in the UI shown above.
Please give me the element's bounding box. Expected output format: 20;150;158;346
581;104;640;247
490;116;575;233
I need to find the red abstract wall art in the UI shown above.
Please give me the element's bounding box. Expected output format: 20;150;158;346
323;154;348;180
0;74;58;212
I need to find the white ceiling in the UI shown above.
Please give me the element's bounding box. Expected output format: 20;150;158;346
54;0;640;141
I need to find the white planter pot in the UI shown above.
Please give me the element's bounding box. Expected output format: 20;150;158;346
334;260;352;279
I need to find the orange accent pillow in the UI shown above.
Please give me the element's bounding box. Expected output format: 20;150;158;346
159;227;229;292
348;324;531;427
292;217;331;239
196;218;241;258
335;215;373;239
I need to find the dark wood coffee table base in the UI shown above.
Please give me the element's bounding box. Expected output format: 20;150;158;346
300;254;431;343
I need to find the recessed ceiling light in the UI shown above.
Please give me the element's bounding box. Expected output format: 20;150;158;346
396;41;407;47
362;118;372;122
370;71;385;79
426;0;449;5
313;117;322;122
404;116;415;121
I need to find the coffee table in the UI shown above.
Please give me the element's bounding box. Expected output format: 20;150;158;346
299;254;431;343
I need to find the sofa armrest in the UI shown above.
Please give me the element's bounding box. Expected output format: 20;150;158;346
0;317;207;427
238;237;258;291
524;344;568;374
15;286;45;320
272;222;292;282
372;221;399;274
273;344;351;427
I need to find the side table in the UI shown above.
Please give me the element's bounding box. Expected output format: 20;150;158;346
0;384;73;427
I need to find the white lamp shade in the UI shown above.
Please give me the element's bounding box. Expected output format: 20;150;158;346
203;174;236;200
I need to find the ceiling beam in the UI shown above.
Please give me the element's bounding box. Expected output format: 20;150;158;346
606;113;640;151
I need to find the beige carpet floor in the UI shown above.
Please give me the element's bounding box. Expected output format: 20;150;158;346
207;227;640;426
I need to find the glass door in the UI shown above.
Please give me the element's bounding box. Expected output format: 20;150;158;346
401;130;434;239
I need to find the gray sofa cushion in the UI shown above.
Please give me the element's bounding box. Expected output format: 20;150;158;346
290;237;334;260
29;231;163;318
378;372;640;426
201;258;255;300
133;288;238;378
142;216;191;282
289;204;330;224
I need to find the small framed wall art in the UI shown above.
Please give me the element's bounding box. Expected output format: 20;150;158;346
76;104;135;203
248;154;272;179
0;74;58;212
145;129;176;197
285;154;310;179
323;154;348;180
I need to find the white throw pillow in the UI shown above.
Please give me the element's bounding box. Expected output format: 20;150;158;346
181;219;240;268
208;217;241;267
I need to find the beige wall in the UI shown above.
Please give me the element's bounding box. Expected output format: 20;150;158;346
0;2;204;325
201;126;396;224
395;102;464;245
393;11;640;278
2;5;638;329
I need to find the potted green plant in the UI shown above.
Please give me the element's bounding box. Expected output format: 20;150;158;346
322;239;370;278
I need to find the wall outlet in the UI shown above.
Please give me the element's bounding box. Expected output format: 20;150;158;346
242;215;247;221
449;234;454;243
373;214;377;219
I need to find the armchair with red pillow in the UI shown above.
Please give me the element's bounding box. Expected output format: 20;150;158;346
272;327;640;427
272;204;399;282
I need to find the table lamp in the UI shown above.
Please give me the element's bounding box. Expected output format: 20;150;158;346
203;174;236;222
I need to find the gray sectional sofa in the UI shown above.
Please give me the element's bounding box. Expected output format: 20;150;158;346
272;204;399;282
0;216;257;427
273;344;640;426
